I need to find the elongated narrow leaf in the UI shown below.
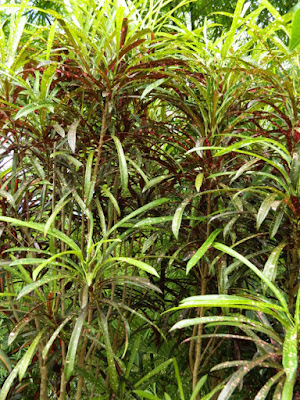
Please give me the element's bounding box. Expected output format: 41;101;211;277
172;196;193;239
107;198;171;237
125;335;141;379
172;358;185;400
289;8;300;51
282;326;298;399
221;0;246;58
231;158;259;183
257;193;278;230
217;355;272;400
15;103;54;120
112;135;128;193
134;216;173;227
141;78;165;100
0;349;12;372
107;257;159;277
186;229;222;274
8;314;36;345
262;241;287;293
19;330;45;380
142;174;173;193
270;209;284;239
133;391;161;400
0;365;19;400
84;151;94;199
99;312;119;393
213;243;289;313
67;120;80;153
134;359;173;388
254;371;285;400
65;307;88;381
17;274;66;300
43;314;74;359
0;217;81;253
190;375;207;400
102;186;120;216
0;190;15;208
46;20;57;60
44;191;71;236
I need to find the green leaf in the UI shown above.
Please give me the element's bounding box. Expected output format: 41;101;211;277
172;195;193;239
142;174;173;193
221;0;247;58
254;371;285;400
134;216;173;227
125;334;141;379
46;20;57;60
190;375;207;400
112;135;128;193
84;151;94;201
282;326;298;399
0;349;12;372
19;330;45;381
289;8;300;51
50;152;82;168
101;186;120;216
65;307;88;381
172;358;185;400
0;365;19;400
99;312;119;394
186;229;222;274
270;208;284;239
15;103;54;120
107;257;159;277
213;243;289;313
0;217;81;253
133;391;161;400
195;172;204;192
257;193;278;230
134;359;173;388
44;191;71;236
42;314;74;359
107;198;171;237
262;241;287;294
141;78;165;100
17;274;66;300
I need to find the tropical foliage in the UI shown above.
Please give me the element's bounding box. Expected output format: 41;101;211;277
0;0;299;399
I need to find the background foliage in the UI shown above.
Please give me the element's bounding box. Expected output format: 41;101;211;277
0;0;300;399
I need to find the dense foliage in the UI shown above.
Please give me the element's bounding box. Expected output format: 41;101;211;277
0;0;300;399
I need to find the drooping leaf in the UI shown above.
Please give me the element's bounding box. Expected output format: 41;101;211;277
0;349;12;372
107;257;159;278
262;241;287;293
17;274;66;300
142;174;173;193
18;330;45;380
172;195;193;239
213;243;289;313
65;307;88;381
257;193;278;230
141;78;165;100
